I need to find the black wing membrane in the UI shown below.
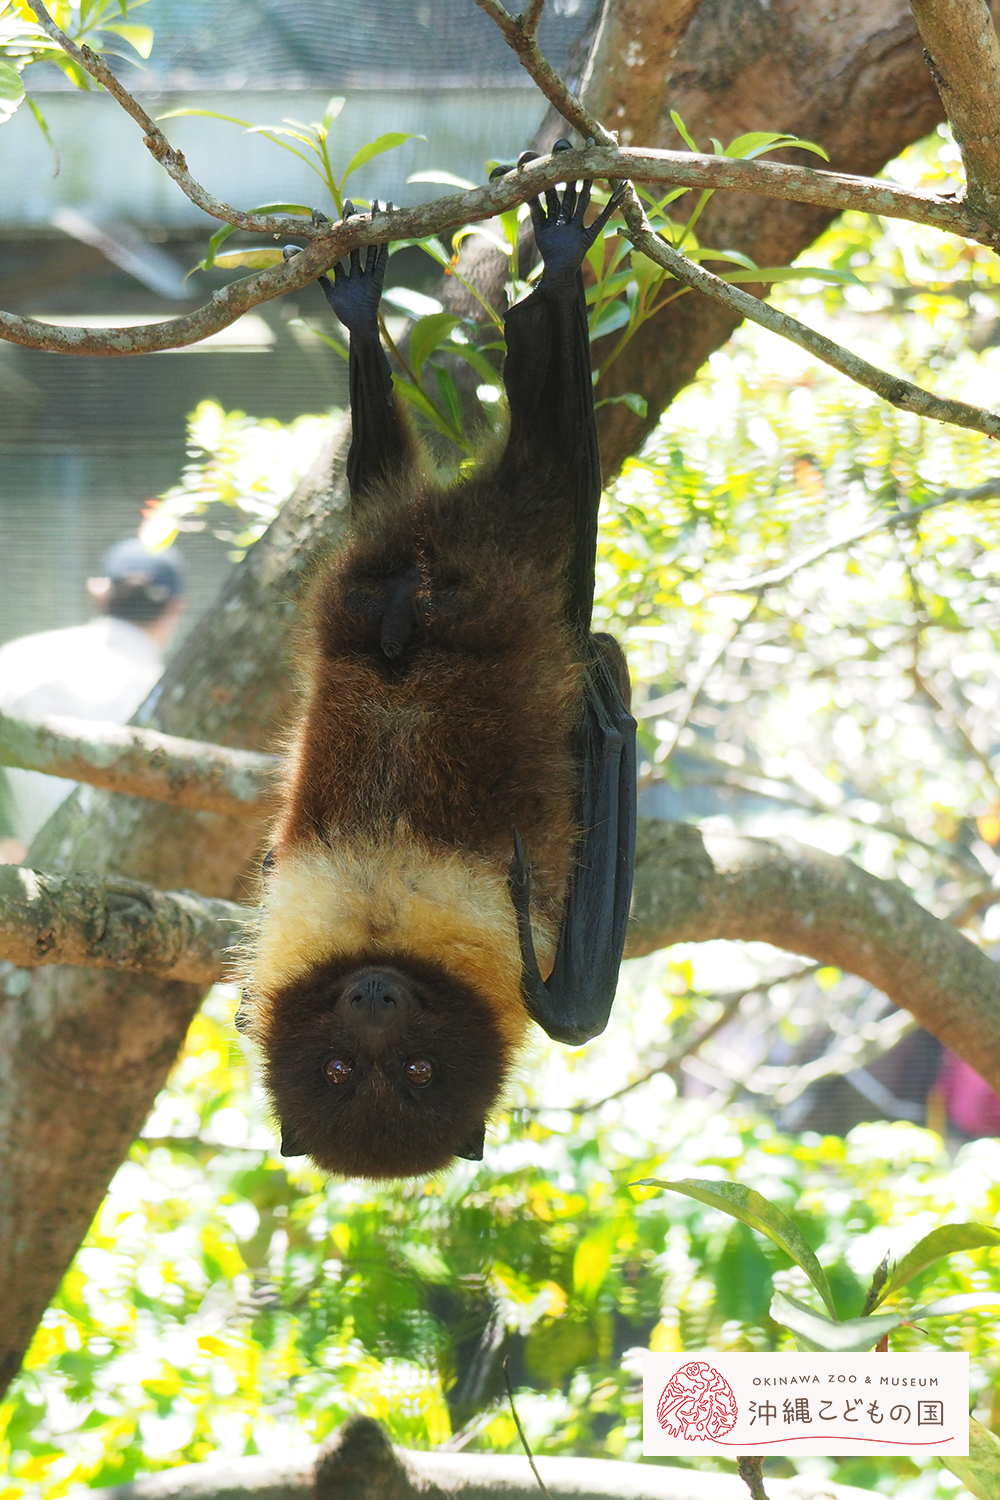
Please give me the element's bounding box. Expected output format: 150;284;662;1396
510;634;637;1045
501;168;637;1044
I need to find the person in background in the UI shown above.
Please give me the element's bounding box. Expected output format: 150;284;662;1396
0;538;186;861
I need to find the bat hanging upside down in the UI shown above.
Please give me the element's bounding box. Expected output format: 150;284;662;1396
238;146;637;1178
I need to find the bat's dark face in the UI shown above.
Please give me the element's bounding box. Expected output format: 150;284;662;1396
261;954;510;1178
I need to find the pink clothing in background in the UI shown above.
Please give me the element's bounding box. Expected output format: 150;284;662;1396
938;1051;1000;1138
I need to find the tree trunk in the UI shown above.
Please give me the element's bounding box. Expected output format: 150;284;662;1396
593;0;946;473
0;427;350;1395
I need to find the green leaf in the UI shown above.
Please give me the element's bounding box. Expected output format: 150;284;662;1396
635;1178;838;1317
246;123;316;147
912;1291;1000;1317
200;203;311;269
770;1292;902;1351
25;95;58;172
99;20;152;56
210;247;286;271
670;109;699;153
589;301;631;341
718;266;862;286
157;108;253;125
340;131;424;186
573;1226;615;1304
942;1418;1000;1500
0;61;25;102
287;318;348;360
724;130;830;162
407;169;477;190
498;206;522;263
595;392;648;418
409;311;461;378
880;1223;1000;1303
394;377;457;440
446;342;501;388
321;96;346;130
432;364;462;432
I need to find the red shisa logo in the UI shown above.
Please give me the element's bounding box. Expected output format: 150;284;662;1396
657;1361;738;1440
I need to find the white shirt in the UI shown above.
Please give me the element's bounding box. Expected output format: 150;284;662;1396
0;615;165;847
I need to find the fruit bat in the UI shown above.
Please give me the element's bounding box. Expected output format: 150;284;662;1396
238;146;636;1177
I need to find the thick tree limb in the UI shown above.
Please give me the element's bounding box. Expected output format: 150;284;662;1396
0;710;277;816
0;866;245;984
909;0;1000;220
628;822;1000;1098
90;1413;875;1500
2;820;996;1105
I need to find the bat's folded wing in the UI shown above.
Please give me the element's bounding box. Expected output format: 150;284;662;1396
510;637;637;1045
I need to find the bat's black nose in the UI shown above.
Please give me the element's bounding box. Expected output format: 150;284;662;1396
344;970;409;1027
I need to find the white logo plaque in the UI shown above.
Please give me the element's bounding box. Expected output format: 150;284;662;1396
643;1353;969;1456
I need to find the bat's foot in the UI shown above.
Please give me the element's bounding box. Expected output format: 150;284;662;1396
491;139;624;282
311;199;392;336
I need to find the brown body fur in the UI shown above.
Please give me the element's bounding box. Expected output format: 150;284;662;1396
241;460;589;1177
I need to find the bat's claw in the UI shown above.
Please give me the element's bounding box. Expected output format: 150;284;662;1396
316;196;390;335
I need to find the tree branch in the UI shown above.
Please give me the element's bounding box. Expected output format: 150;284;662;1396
0;865;245;984
717;478;1000;593
618;204;1000;440
0;710;277;816
627;821;1000;1098
25;0;325;237
1;143;993;354
89;1413;870;1500
477;2;1000;441
909;0;1000;220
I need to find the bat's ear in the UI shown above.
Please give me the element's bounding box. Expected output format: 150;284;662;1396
455;1123;486;1162
280;1126;307;1157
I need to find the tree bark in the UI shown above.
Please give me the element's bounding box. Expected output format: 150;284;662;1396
909;0;1000;219
581;0;947;474
0;425;350;1396
0;865;244;984
0;710;276;817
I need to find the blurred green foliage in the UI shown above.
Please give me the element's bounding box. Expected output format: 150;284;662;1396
4;125;1000;1500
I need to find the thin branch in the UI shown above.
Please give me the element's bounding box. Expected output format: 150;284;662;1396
522;0;547;37
2;143;996;354
503;1358;552;1500
717;478;1000;593
0;710;277;817
476;1;1000;442
566;965;817;1115
0;865;245;984
653;606;757;769
910;662;1000;805
748;1007;916;1106
619;205;1000;441
737;1456;771;1500
909;0;1000;221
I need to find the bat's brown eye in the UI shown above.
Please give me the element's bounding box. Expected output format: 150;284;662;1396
324;1057;353;1085
404;1058;434;1087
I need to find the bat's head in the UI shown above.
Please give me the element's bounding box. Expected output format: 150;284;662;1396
254;953;511;1177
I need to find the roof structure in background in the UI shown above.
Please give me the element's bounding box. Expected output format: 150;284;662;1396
35;0;590;90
